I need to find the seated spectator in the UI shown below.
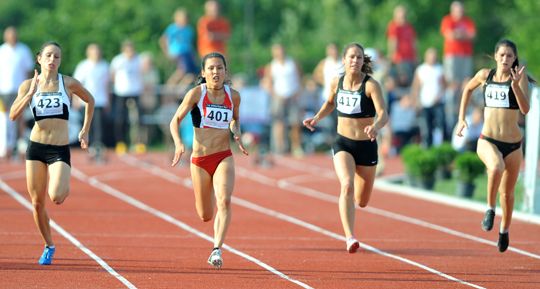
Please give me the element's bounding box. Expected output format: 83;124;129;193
390;94;420;153
452;105;483;152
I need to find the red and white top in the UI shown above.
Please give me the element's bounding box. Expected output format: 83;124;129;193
191;84;234;129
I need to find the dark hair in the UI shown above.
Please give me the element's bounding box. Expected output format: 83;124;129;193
35;41;62;72
342;43;373;75
196;52;230;85
494;39;536;83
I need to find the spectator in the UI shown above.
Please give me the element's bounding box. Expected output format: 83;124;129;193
313;42;343;107
139;52;160;149
159;8;198;88
390;94;419;153
411;47;447;147
264;43;303;156
300;76;326;154
0;26;33;160
440;0;476;133
73;43;110;162
197;0;230;57
386;5;417;87
110;40;143;154
233;74;272;167
452;105;483;152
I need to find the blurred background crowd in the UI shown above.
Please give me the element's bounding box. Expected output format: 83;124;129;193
0;0;537;171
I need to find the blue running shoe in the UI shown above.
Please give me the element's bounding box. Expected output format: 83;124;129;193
38;246;55;265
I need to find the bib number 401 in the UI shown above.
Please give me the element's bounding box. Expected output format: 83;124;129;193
207;110;229;122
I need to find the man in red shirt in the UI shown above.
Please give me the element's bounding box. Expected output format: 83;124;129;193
386;5;417;87
197;0;230;58
440;0;476;133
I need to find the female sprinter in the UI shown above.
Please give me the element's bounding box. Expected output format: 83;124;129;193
9;41;94;265
456;39;533;252
303;43;388;253
170;52;248;268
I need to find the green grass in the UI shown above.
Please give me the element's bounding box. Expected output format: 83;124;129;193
433;174;526;211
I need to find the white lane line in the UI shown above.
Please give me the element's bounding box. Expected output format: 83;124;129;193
0;179;137;289
0;170;26;180
71;168;314;289
122;156;485;289
274;155;540;225
265;158;540;260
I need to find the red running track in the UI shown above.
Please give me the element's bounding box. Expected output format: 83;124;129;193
1;150;539;289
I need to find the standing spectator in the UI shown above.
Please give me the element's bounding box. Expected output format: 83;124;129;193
197;0;230;58
73;43;110;162
159;8;198;88
264;43;303;156
0;26;33;160
233;74;272;166
440;0;476;132
313;42;343;146
386;5;417;87
313;42;343;107
110;40;143;154
139;52;160;148
411;47;447;147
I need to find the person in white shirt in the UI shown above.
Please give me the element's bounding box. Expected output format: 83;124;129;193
411;47;447;147
264;43;303;156
73;43;110;161
110;40;143;153
0;26;33;160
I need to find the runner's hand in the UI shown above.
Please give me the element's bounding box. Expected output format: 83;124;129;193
303;117;317;132
171;143;185;166
455;119;468;137
235;134;249;156
78;130;89;149
364;125;378;141
27;70;39;97
511;65;525;84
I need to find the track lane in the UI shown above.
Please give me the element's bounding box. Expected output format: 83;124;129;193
121;152;486;288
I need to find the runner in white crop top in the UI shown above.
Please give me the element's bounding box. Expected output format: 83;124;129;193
29;73;71;121
8;41;95;265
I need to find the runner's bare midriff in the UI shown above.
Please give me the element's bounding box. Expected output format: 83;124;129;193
30;119;69;145
482;108;522;142
337;117;375;140
192;127;231;156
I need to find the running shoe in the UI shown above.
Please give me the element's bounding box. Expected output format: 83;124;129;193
38;246;55;265
346;237;360;254
498;232;509;253
207;248;223;269
481;209;495;231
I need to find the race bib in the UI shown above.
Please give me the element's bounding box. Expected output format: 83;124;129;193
485;84;510;108
35;92;63;117
336;91;362;114
204;104;232;129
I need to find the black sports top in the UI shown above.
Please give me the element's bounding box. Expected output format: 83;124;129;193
335;75;375;118
483;69;519;110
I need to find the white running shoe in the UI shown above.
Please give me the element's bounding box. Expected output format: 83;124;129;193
207;248;223;269
346;237;360;254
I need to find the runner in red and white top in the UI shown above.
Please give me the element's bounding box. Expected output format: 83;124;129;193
169;52;248;268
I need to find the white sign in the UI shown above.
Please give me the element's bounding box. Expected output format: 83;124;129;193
524;86;540;214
